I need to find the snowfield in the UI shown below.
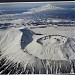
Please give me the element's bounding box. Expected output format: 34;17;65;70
0;2;75;74
0;8;75;73
31;27;75;38
0;26;75;74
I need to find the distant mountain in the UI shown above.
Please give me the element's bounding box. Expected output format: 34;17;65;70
23;4;64;14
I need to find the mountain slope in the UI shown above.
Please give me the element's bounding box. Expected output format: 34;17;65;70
0;27;75;61
0;27;75;74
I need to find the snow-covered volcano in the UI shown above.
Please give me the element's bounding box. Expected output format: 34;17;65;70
0;27;75;74
23;4;64;14
26;34;75;60
27;35;67;60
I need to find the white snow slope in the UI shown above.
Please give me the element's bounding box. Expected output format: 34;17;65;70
0;27;75;74
0;27;75;62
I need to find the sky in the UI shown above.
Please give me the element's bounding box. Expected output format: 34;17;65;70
0;1;74;10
